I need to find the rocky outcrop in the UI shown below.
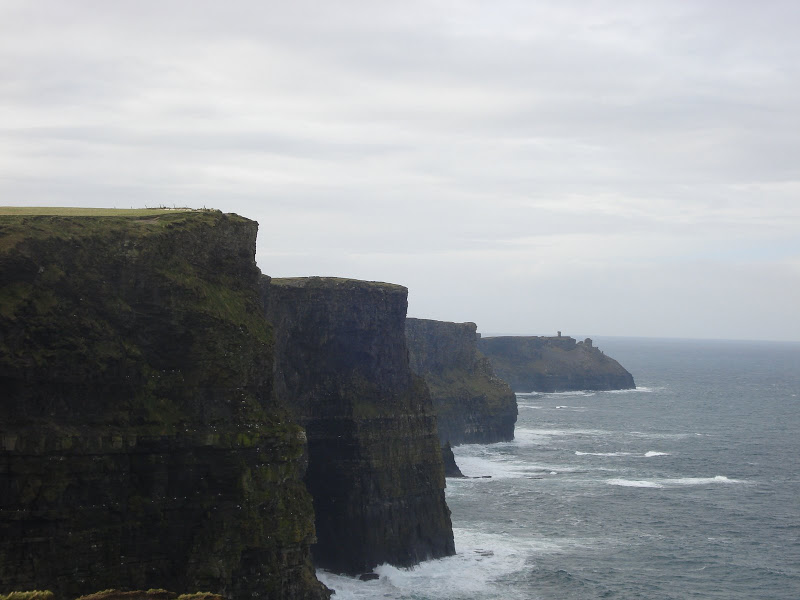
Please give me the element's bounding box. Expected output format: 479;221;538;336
0;211;328;600
405;318;517;445
440;443;465;478
262;277;455;575
478;335;635;392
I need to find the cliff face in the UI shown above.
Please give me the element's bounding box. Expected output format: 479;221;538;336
263;277;455;575
0;211;328;600
405;318;517;445
478;335;635;392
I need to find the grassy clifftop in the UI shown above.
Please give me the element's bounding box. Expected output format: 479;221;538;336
0;207;196;216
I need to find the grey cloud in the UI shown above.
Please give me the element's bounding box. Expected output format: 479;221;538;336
2;0;799;340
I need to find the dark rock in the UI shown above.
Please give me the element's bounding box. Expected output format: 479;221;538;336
0;210;329;600
74;591;223;600
478;335;635;392
441;442;465;478
263;277;455;575
357;574;380;582
405;319;517;445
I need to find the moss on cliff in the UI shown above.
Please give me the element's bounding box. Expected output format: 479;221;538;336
405;318;518;445
0;211;328;600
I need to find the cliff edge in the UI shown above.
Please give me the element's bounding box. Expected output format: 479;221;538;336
263;277;455;575
478;335;635;392
0;210;328;600
405;318;517;445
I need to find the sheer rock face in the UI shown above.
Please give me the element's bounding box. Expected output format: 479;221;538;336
405;319;517;445
262;277;455;575
440;442;465;478
0;211;328;600
478;335;636;392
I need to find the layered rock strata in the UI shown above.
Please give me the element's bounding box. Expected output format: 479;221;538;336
405;318;517;445
263;277;455;575
0;210;328;600
478;335;635;392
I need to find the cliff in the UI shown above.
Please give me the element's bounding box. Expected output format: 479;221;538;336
0;210;328;600
262;277;455;575
405;318;517;445
478;335;635;392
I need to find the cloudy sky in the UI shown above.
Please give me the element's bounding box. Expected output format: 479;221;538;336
2;1;799;341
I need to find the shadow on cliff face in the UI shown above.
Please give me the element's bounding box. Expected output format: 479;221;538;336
263;276;456;575
406;318;518;446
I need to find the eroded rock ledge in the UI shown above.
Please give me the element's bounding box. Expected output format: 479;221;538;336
405;318;517;445
263;277;455;575
478;334;635;392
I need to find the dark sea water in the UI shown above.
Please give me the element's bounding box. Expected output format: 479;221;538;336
318;338;800;599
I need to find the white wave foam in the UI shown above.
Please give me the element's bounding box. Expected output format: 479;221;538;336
575;451;634;457
450;453;543;479
606;475;741;489
628;431;694;439
317;528;567;600
605;386;659;394
606;478;664;488
513;427;610;443
645;451;670;457
664;475;741;485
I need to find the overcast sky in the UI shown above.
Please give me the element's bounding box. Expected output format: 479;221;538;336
2;1;799;341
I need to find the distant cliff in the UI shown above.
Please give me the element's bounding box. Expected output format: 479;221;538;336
263;278;455;575
478;335;635;392
0;211;328;600
405;318;517;445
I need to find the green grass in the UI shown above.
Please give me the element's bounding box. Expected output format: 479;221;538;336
0;207;198;216
270;276;406;291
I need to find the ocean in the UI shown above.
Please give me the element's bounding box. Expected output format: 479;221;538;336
318;337;800;599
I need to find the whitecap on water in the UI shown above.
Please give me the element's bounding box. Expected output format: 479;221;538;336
450;453;549;479
513;427;611;445
575;450;670;458
575;451;635;457
663;475;741;485
317;528;567;600
628;431;695;439
606;475;742;489
606;478;664;488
